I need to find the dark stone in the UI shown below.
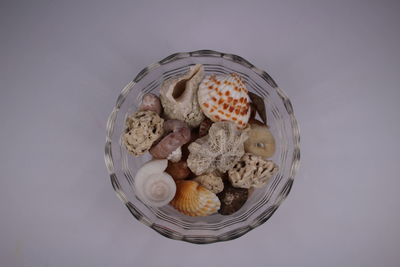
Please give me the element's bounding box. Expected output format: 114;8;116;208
217;182;249;215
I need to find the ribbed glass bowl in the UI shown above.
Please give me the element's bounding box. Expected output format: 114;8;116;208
104;50;300;244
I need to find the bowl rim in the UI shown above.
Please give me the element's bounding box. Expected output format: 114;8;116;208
104;49;300;244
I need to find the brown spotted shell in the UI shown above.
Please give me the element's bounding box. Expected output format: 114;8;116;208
170;180;220;216
198;73;251;128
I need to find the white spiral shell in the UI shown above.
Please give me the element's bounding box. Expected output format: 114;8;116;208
134;159;176;207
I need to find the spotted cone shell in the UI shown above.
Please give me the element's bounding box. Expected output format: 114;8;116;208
198;73;251;128
170;180;220;216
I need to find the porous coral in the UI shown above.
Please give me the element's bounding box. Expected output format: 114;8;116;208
228;153;278;189
194;173;224;194
187;121;249;175
123;110;164;156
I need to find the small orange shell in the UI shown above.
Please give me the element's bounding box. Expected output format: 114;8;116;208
198;73;250;128
170;180;220;216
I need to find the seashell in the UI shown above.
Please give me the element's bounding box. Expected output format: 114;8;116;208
170;180;220;216
165;160;191;180
160;64;205;128
134;159;176;207
198;73;251;128
123;110;164;156
228;153;278;189
248;92;267;125
249;103;257;120
187;121;249;175
244;120;276;158
149;120;191;159
198;117;213;137
139;93;162;115
194;173;224;194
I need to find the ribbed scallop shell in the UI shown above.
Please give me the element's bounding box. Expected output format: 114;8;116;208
198;73;251;128
170;180;221;216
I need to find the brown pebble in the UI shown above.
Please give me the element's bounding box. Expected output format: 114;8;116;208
181;128;199;161
139;93;162;115
165;160;191;180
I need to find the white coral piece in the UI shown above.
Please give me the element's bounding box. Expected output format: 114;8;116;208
123;110;164;156
194;173;224;194
167;147;182;163
228;153;278;189
187;121;249;175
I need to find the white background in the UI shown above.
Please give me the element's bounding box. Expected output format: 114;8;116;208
1;0;399;266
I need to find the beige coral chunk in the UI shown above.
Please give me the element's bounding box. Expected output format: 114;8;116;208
123;110;164;156
160;64;205;128
194;173;224;194
187;121;249;175
228;153;278;189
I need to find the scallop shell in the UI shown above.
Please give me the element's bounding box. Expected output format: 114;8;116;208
134;159;176;207
170;180;220;216
198;73;251;128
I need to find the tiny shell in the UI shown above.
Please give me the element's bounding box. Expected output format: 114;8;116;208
198;117;213;137
170;180;220;216
198;73;251;128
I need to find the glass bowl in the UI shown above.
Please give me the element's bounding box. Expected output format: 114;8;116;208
104;50;300;244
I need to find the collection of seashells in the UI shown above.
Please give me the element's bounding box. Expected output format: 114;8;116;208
123;64;279;217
